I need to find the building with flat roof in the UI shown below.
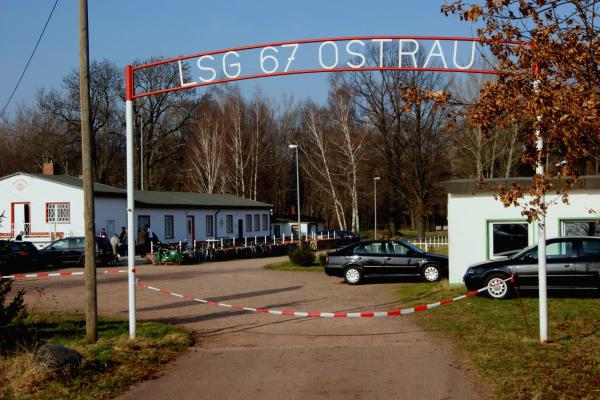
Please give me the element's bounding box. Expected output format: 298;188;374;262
0;170;273;246
441;176;600;284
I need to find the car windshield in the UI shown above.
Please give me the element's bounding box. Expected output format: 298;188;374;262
393;241;424;254
508;243;537;258
334;243;358;255
514;240;579;260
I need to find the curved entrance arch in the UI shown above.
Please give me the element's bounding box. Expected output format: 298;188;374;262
125;35;525;100
123;35;527;339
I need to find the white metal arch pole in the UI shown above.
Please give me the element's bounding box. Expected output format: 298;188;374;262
125;65;136;339
536;155;548;344
536;131;548;343
534;79;548;344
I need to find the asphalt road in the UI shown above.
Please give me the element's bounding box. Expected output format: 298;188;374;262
14;257;487;400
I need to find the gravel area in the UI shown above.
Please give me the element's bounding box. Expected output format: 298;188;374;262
14;257;487;400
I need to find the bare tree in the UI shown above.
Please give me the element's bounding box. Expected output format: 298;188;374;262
37;59;125;185
330;86;367;232
248;94;272;201
267;96;299;214
225;89;248;197
188;98;226;193
338;46;452;237
450;72;525;180
302;105;347;230
133;58;197;190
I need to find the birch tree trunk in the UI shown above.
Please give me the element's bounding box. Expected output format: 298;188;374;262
332;94;365;233
228;97;246;197
304;108;347;230
189;120;224;193
189;99;226;194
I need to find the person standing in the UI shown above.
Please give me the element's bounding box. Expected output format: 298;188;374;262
145;225;153;255
119;226;126;243
110;234;119;261
137;228;148;257
100;228;107;238
119;227;128;256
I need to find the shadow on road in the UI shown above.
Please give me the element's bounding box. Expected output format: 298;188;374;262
136;285;304;313
155;300;303;325
165;296;432;338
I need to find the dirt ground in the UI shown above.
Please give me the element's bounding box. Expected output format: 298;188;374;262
13;257;488;400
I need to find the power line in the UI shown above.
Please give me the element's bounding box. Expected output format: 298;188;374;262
0;0;60;120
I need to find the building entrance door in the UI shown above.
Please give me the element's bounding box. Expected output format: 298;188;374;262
186;216;195;241
238;219;243;239
11;202;30;237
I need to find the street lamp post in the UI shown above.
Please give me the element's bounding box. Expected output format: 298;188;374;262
289;144;301;240
373;177;380;239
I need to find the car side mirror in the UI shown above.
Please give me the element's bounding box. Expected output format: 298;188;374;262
523;253;534;262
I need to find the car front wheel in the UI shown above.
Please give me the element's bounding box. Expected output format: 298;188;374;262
485;273;512;300
421;263;441;282
344;266;363;285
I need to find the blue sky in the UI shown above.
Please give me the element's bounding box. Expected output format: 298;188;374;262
0;0;477;117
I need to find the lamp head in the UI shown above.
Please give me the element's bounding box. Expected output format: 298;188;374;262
288;144;298;149
373;176;381;181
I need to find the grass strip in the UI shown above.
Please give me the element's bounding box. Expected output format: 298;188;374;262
263;260;324;272
0;313;192;400
396;281;600;400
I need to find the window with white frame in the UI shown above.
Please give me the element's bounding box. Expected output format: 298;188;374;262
226;215;233;233
254;214;260;231
262;214;268;231
164;215;174;239
46;203;70;224
206;215;214;237
246;214;252;231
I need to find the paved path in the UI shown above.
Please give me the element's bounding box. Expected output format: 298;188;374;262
15;257;487;400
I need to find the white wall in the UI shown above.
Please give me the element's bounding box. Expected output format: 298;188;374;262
133;208;271;243
95;197;127;237
272;221;326;237
0;174;84;239
448;189;600;284
0;174;272;244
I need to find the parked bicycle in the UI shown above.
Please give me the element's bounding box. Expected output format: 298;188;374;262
150;240;299;264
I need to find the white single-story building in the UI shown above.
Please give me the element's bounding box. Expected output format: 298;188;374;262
0;169;273;246
271;216;326;238
441;176;600;285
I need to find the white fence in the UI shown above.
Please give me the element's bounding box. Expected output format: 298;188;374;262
407;236;448;252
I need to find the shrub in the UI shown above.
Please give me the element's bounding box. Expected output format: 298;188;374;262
317;252;327;267
0;279;28;353
288;241;315;267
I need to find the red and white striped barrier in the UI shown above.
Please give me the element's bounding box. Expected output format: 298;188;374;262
1;268;129;280
136;277;514;318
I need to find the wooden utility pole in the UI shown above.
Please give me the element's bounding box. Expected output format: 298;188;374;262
79;0;97;343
